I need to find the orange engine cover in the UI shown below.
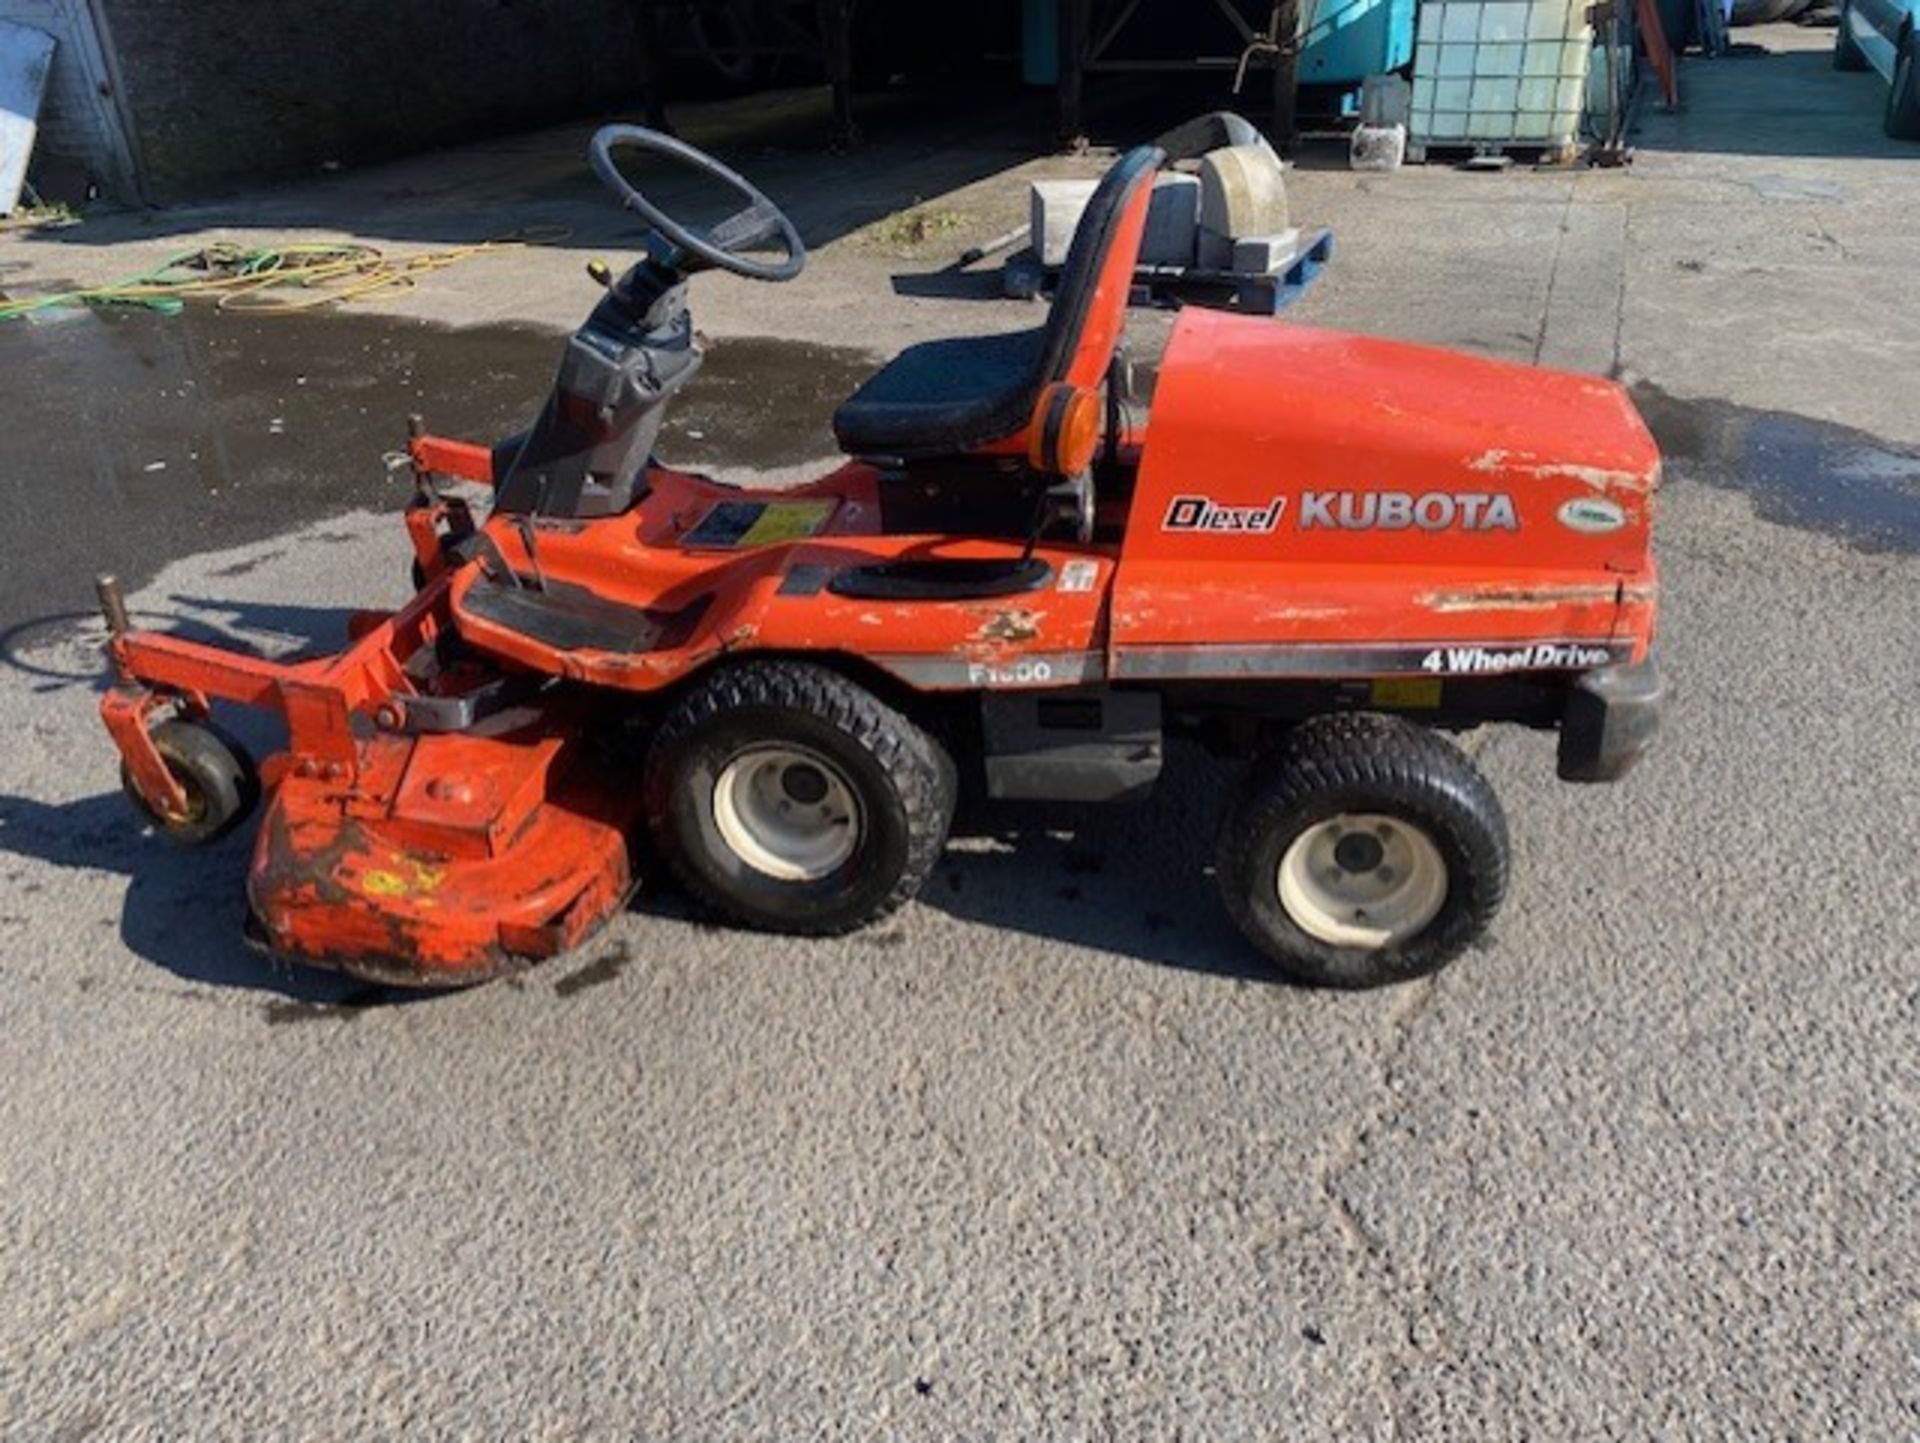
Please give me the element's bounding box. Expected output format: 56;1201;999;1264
1113;311;1659;678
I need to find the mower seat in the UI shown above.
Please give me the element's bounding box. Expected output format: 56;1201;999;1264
832;144;1164;462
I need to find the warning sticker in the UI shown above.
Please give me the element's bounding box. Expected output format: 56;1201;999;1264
1056;558;1100;593
1370;676;1443;709
683;499;836;550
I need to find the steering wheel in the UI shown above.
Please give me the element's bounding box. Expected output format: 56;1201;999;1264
589;124;806;283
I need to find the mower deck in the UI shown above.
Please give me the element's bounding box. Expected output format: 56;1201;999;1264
247;721;642;987
99;573;649;986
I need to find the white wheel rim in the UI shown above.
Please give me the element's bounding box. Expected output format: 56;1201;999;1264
1276;812;1449;950
711;745;861;882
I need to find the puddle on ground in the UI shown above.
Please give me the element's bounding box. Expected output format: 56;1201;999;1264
0;305;874;628
661;335;876;472
1632;382;1920;555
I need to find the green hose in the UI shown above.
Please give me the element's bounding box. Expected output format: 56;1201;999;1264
0;242;381;322
0;232;567;321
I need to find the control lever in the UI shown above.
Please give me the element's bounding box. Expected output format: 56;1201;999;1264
513;475;552;591
515;517;549;593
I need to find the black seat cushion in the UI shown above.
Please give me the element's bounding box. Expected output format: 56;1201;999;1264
829;328;1046;460
832;144;1164;461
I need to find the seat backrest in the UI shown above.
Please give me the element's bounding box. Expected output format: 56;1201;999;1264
1035;144;1165;394
826;144;1164;464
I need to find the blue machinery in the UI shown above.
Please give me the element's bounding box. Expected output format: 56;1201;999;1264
1032;0;1418;144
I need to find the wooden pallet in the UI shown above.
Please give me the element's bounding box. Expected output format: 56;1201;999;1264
1405;139;1585;167
1004;228;1335;317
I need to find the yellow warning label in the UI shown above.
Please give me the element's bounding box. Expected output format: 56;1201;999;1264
683;498;837;550
738;501;836;547
1370;676;1443;708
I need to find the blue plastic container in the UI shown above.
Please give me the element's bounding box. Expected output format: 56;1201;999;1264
1298;0;1419;87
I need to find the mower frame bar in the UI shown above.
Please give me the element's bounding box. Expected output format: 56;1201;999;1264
99;428;497;823
100;582;453;820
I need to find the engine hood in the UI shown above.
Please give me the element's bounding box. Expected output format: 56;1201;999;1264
1133;310;1660;572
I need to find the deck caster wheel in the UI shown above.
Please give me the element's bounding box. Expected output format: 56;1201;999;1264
1214;713;1509;988
121;719;261;847
644;661;956;935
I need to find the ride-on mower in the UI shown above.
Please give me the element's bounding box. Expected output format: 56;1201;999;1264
96;125;1662;990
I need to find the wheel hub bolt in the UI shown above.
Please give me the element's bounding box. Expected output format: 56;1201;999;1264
781;763;829;805
1333;832;1386;874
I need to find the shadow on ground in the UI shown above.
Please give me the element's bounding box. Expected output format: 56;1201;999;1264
6;688;1269;1000
22;80;1060;259
0;787;396;1005
921;745;1268;984
1635;47;1920;160
16;67;1338;262
0;598;361;696
0;596;387;1004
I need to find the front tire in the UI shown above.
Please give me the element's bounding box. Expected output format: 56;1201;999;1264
121;719;260;847
644;661;956;935
1214;713;1509;988
1887;34;1920;138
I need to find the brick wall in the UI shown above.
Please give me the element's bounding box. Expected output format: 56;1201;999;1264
95;0;643;201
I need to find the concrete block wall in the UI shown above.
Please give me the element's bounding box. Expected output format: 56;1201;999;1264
95;0;644;201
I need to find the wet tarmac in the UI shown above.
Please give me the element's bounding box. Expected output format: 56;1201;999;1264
0;306;873;629
1633;383;1920;555
657;333;874;472
13;303;1912;649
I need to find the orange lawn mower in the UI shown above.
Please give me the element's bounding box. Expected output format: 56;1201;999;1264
96;125;1663;990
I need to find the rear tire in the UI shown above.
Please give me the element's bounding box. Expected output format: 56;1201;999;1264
644;661;956;935
1214;713;1509;988
121;719;260;847
1834;2;1870;68
1887;33;1920;137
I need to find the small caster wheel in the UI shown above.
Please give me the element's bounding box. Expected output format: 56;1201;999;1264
1214;712;1510;988
121;719;261;847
